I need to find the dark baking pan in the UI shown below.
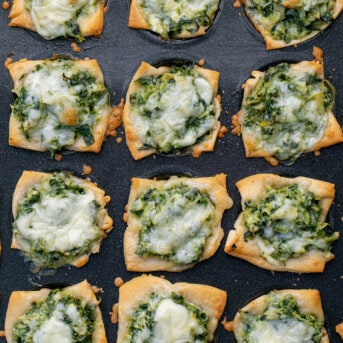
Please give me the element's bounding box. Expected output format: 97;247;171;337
0;0;342;342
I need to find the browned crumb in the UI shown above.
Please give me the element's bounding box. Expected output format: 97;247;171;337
314;150;321;157
106;99;124;138
233;0;241;8
218;125;229;139
221;317;234;332
312;46;323;64
110;303;119;324
104;195;111;204
4;56;12;69
231;113;242;135
82;163;92;175
91;286;104;294
198;58;205;66
159;274;166;279
114;277;124;288
54;153;63;161
264;156;279;167
2;1;9;10
116;137;123;144
0;330;5;337
123;212;129;223
216;94;222;104
335;323;343;339
71;42;81;53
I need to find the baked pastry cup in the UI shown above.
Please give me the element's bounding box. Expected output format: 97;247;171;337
9;0;106;41
116;274;227;342
240;0;343;50
123;61;222;160
232;57;343;166
12;170;113;269
224;174;339;273
232;289;329;342
124;173;233;272
7;55;111;156
128;0;220;39
5;280;107;343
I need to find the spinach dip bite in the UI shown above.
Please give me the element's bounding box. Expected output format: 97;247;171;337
11;171;113;269
7;56;111;156
225;174;339;273
232;289;329;343
9;0;106;41
240;0;343;49
124;174;233;272
128;0;220;39
232;57;343;166
123;61;222;160
5;280;107;343
116;275;227;342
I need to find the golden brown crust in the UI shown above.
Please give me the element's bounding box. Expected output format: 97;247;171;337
242;0;343;50
5;280;107;343
233;289;329;343
116;275;227;343
236;60;343;165
124;174;233;272
224;173;337;273
11;170;113;268
7;57;110;153
336;323;343;339
123;61;221;160
128;0;210;39
9;0;105;38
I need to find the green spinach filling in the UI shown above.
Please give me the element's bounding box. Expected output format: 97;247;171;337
125;293;209;342
130;65;217;154
243;184;338;264
242;62;335;164
245;0;336;43
239;292;324;342
131;183;215;264
12;289;96;342
13;172;103;269
138;0;220;39
12;58;109;155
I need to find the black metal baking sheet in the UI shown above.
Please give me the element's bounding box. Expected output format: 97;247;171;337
0;0;342;342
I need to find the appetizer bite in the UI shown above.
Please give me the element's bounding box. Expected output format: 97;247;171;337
232;55;343;165
224;174;339;272
232;289;329;342
129;0;220;39
7;56;111;156
9;0;106;41
123;61;222;160
116;275;227;342
240;0;343;49
124;174;233;272
12;171;113;269
5;280;107;342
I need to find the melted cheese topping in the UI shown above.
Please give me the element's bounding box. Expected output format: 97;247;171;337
30;0;90;40
248;319;316;343
15;188;99;253
152;299;205;342
33;315;72;342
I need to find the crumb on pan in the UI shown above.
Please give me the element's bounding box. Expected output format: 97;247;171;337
54;153;63;161
264;155;279;167
116;137;123;144
114;277;124;288
106;99;124;138
231;113;241;135
123;212;129;223
312;46;323;64
0;330;5;337
110;303;119;324
82;163;92;175
221;317;234;332
314;150;321;157
2;1;9;10
337;323;343;339
233;0;241;8
198;58;205;66
4;56;13;69
71;42;81;53
218;125;229;139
